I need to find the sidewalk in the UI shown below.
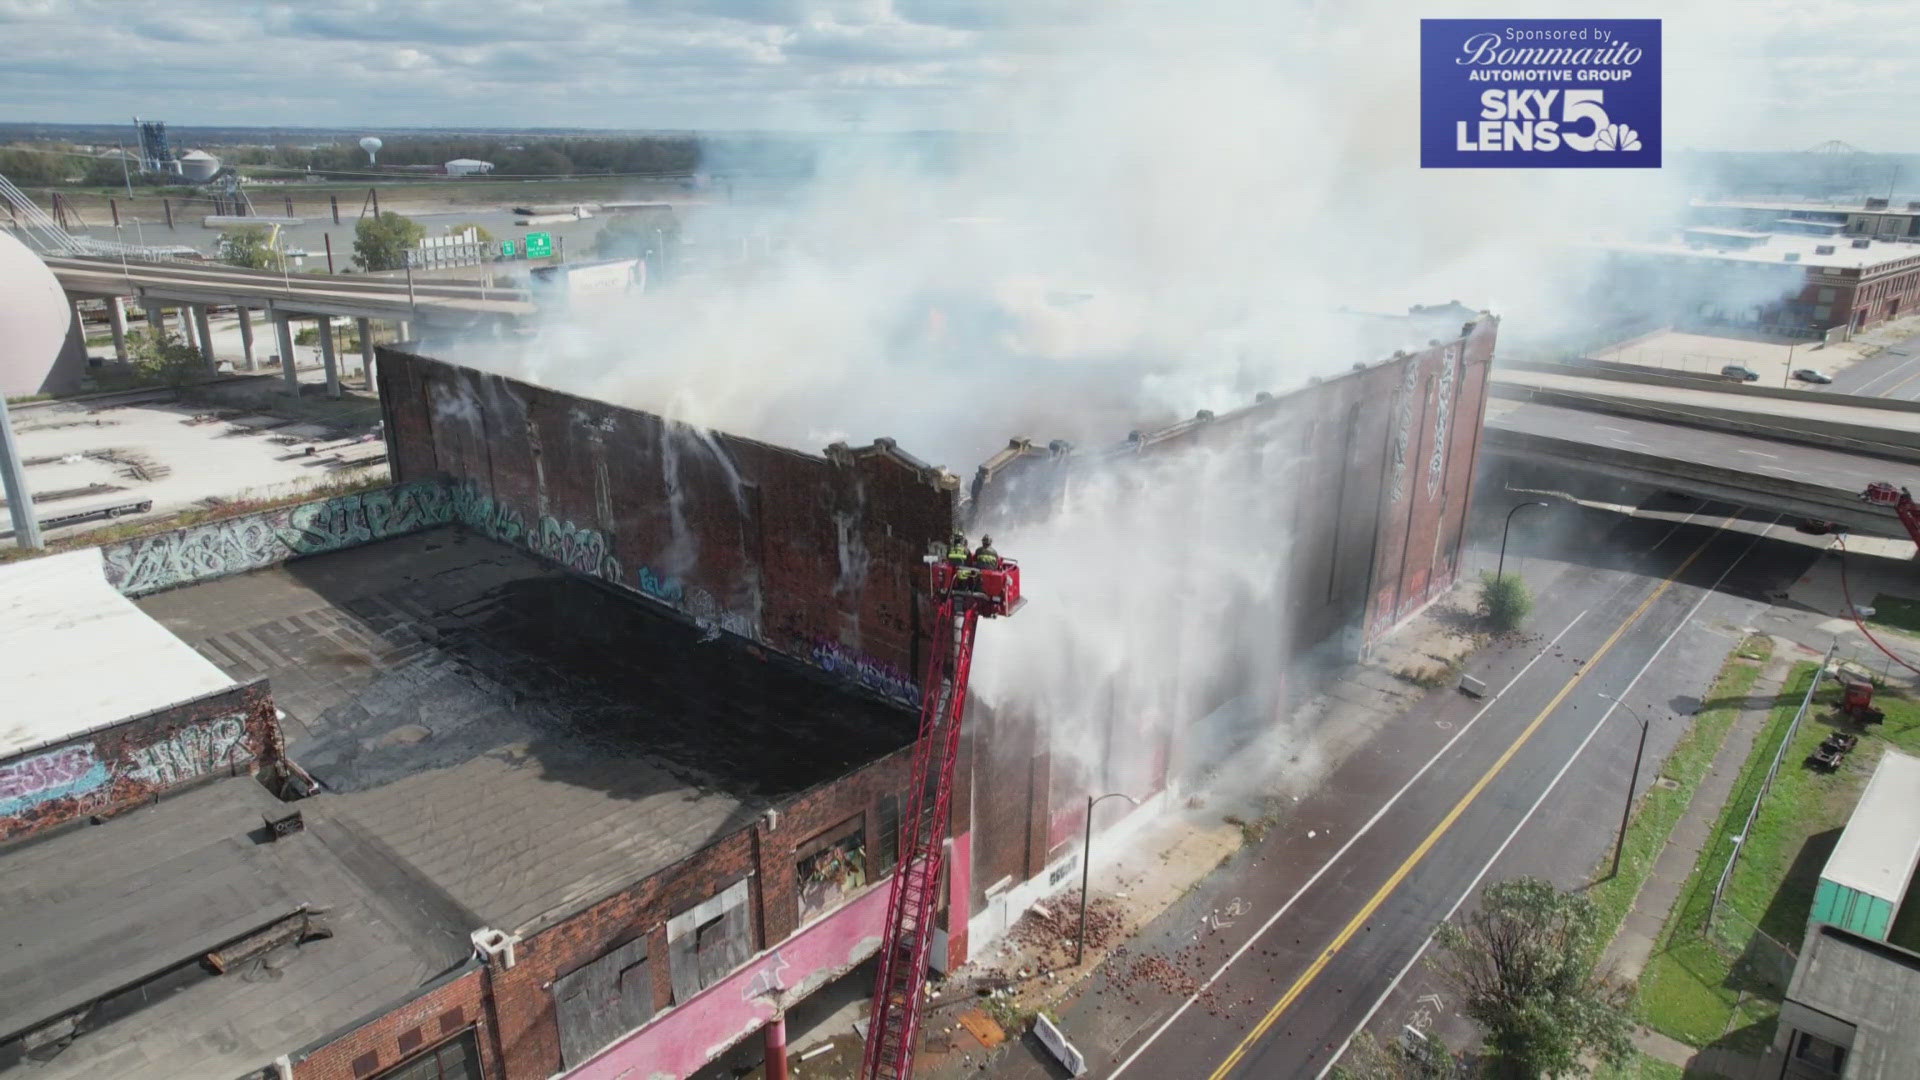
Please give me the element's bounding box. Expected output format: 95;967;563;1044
1599;649;1790;1073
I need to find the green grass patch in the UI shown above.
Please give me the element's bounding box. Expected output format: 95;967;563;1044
1734;634;1773;663
1585;655;1764;963
1637;662;1920;1050
1592;1051;1685;1080
1868;593;1920;636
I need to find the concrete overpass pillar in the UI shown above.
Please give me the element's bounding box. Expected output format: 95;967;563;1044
107;296;129;362
317;316;341;399
273;309;299;395
192;304;216;370
397;320;412;342
356;317;375;392
142;300;166;342
237;308;256;370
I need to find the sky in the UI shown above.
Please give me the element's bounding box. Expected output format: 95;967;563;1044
0;0;1916;150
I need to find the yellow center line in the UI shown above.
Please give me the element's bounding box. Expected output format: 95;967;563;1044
1883;367;1920;399
1204;516;1732;1080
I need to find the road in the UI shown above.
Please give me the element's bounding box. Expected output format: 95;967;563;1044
1816;337;1920;399
1493;368;1920;435
989;500;1808;1079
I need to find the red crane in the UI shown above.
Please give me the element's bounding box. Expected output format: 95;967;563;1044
860;547;1023;1080
1860;482;1920;547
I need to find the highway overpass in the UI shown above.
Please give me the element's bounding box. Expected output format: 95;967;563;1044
48;256;536;398
1483;361;1920;538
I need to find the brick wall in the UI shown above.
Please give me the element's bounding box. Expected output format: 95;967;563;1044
333;745;912;1080
0;681;280;845
377;349;956;699
290;969;495;1080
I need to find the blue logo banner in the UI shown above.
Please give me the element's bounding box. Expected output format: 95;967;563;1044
1421;19;1661;168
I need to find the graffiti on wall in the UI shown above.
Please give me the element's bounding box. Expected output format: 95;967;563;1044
636;566;762;641
448;481;526;546
535;516;622;582
103;480;455;596
277;481;453;555
0;744;109;817
1387;356;1423;504
126;714;252;787
1425;347;1460;500
812;640;917;704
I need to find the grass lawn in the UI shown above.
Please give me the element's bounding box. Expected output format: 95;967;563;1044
1637;660;1920;1050
1585;637;1771;962
1868;593;1920;636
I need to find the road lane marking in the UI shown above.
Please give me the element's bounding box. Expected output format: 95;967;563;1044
1881;366;1920;399
1203;518;1734;1080
1105;612;1588;1079
1737;449;1778;459
1313;515;1777;1079
1111;504;1715;1078
1851;357;1917;396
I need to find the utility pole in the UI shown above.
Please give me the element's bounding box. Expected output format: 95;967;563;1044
0;397;43;549
1600;694;1652;880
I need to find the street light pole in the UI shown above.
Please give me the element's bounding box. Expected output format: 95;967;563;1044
1600;693;1652;880
1496;500;1551;581
1078;791;1139;966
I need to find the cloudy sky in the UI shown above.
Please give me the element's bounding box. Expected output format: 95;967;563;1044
0;0;1914;149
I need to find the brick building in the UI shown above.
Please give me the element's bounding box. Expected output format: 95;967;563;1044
1600;229;1920;335
0;307;1494;1080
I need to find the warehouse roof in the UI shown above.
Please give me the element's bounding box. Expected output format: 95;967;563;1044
0;548;235;759
0;776;465;1080
135;527;914;936
1784;925;1920;1079
1821;749;1920;902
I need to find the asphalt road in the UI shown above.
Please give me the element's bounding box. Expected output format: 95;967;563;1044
1816;338;1920;399
990;500;1810;1079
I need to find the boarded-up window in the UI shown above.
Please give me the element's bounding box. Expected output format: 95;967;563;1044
875;795;900;872
552;937;654;1069
666;878;753;1005
796;816;868;924
371;1029;482;1080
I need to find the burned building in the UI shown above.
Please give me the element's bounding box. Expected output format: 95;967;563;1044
0;308;1493;1080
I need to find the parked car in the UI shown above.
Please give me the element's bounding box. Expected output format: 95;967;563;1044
1721;364;1760;382
1792;368;1833;384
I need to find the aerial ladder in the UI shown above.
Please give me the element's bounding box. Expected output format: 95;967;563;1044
1860;482;1920;547
860;544;1023;1080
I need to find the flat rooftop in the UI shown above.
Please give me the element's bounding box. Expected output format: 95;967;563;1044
1787;924;1920;1078
1694;198;1920;216
136;527;915;935
0;776;465;1080
1599;232;1920;272
0;548;234;758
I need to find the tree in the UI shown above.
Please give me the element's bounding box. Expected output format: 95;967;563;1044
216;225;283;270
352;211;425;271
1479;572;1532;633
449;222;495;244
128;330;205;387
1330;1030;1467;1079
1430;877;1634;1079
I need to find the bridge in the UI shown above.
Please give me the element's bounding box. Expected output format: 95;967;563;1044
45;255;535;398
1484;362;1920;538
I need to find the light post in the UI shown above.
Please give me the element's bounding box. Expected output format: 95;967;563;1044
1599;693;1652;880
1078;791;1139;966
1496;500;1550;581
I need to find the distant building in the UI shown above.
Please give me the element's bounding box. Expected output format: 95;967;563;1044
444;158;494;177
1597;230;1920;335
1691;198;1920;241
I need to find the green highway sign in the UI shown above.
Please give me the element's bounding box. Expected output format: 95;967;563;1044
525;232;553;258
500;239;517;257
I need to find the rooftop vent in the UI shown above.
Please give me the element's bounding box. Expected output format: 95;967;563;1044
1783;252;1800;262
1852;238;1872;249
1909;201;1920;211
1193;410;1215;422
1815;244;1836;255
1254;391;1273;403
1866;197;1889;210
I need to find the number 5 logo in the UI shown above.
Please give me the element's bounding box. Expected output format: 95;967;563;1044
1561;90;1643;152
1559;91;1610;151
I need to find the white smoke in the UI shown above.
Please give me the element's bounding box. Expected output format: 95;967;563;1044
439;0;1789;786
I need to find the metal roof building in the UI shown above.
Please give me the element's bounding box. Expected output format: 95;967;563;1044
1810;750;1920;943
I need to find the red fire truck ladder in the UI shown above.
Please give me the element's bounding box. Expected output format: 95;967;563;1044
860;553;1022;1080
1860;482;1920;547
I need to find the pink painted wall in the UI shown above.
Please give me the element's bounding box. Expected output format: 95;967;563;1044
566;883;891;1080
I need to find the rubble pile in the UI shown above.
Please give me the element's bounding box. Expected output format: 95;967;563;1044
1004;897;1126;964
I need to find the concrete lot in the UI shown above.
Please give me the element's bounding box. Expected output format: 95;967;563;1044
3;389;385;537
1592;316;1920;389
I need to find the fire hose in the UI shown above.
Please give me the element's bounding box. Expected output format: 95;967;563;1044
1833;532;1920;678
